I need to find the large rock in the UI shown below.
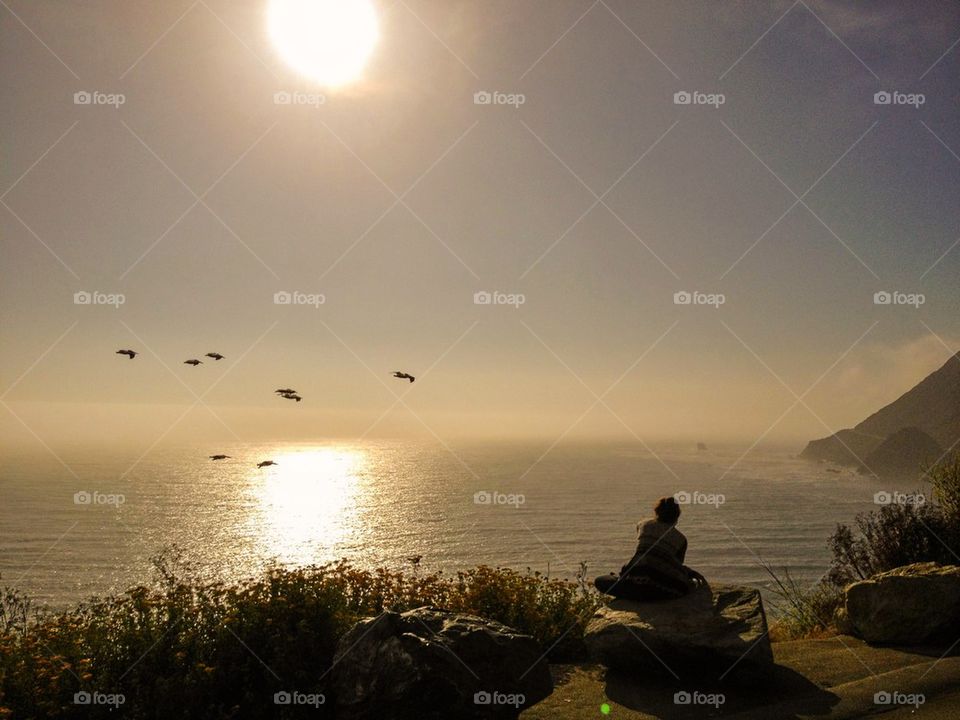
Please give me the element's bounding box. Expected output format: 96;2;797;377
331;606;552;719
844;562;960;645
584;584;773;680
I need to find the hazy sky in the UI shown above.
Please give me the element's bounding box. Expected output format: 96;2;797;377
2;0;958;449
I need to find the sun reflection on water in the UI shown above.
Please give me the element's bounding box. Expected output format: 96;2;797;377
250;446;365;566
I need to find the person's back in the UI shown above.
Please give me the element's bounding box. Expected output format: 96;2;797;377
623;518;690;587
595;496;705;601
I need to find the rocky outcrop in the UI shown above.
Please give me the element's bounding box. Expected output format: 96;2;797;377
802;352;960;471
801;428;883;466
861;426;943;475
331;606;552;719
843;562;960;645
583;584;773;681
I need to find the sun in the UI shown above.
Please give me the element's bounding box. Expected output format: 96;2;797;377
268;0;379;88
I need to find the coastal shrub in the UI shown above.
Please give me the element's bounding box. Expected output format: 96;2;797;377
0;555;599;719
770;460;960;640
763;568;842;640
927;453;960;521
826;499;959;588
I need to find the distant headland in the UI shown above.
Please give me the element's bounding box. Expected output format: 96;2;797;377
801;353;960;475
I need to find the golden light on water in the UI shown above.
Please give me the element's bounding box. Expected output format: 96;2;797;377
267;0;379;88
251;447;365;565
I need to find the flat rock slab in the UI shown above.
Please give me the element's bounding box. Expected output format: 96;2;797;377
844;562;960;645
584;584;773;681
332;606;553;719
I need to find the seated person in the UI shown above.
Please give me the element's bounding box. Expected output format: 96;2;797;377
595;496;705;601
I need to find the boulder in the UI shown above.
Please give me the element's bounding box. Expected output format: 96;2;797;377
331;606;552;719
844;562;960;645
584;584;773;681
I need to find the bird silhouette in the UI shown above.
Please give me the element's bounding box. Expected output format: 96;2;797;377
280;393;302;402
116;349;137;359
275;388;296;395
184;359;202;366
257;460;277;468
209;454;231;460
392;371;415;383
205;352;224;361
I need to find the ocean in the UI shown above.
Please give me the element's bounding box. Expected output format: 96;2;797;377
0;441;930;608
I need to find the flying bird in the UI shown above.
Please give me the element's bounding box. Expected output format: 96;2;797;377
392;371;415;383
184;359;202;366
257;460;278;468
116;349;137;359
209;454;231;460
205;353;224;361
281;393;302;402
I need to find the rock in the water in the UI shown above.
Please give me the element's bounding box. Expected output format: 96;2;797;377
331;606;552;719
584;584;773;680
844;562;960;645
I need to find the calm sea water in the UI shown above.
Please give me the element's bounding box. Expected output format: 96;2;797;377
0;441;930;608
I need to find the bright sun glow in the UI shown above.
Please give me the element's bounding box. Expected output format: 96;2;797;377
252;447;365;565
268;0;379;88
